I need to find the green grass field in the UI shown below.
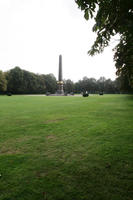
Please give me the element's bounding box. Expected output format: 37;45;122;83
0;95;133;200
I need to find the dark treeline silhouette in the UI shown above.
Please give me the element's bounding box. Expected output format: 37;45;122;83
64;76;120;94
0;66;130;95
0;67;57;94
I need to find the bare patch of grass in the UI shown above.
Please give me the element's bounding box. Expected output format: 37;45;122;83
45;118;66;124
0;147;21;155
36;171;48;178
46;135;56;139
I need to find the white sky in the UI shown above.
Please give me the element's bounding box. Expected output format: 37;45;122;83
0;0;118;82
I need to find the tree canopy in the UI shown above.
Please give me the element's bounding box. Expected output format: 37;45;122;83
5;67;57;94
0;67;120;94
75;0;133;90
0;70;7;93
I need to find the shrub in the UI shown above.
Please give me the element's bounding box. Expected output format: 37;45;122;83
82;92;89;97
7;92;12;96
99;92;103;95
46;92;50;96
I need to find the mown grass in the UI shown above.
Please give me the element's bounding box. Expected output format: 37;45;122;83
0;95;133;200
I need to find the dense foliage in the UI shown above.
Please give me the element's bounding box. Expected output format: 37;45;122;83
73;76;120;94
0;70;7;93
4;67;57;94
0;67;121;94
75;0;133;91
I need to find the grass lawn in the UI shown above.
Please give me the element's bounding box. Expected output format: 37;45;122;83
0;94;133;200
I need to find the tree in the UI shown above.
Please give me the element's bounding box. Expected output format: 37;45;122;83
74;81;82;93
44;74;57;93
104;79;116;94
64;79;74;93
97;77;106;92
6;67;24;94
0;70;7;93
75;0;133;90
74;76;120;94
6;67;46;94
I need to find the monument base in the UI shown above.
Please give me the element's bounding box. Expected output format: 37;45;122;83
48;94;65;96
46;92;75;96
56;90;64;95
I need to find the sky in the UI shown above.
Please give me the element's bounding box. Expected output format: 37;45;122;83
0;0;118;82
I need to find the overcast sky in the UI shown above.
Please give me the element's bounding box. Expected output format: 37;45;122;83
0;0;118;82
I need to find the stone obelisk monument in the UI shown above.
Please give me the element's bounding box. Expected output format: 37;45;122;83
57;55;64;95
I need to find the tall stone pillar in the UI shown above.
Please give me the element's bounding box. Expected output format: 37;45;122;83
57;55;64;94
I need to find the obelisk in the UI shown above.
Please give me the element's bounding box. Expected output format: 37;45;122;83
57;55;64;94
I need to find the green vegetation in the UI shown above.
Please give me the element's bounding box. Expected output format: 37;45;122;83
5;67;57;94
75;0;133;90
1;66;121;94
0;71;7;92
0;95;133;200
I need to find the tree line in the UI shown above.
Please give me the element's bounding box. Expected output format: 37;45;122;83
0;67;57;94
64;77;120;94
0;66;126;95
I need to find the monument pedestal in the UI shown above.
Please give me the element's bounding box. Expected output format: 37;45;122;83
57;81;64;95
